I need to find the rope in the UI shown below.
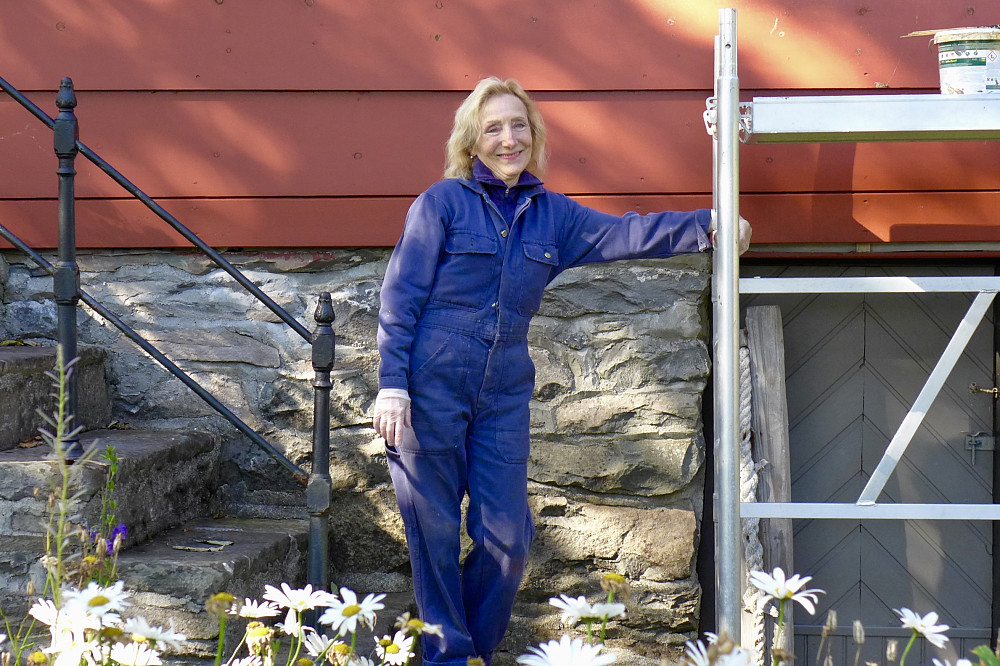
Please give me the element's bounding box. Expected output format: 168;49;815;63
739;343;766;666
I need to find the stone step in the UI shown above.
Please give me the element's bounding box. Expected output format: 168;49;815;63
115;517;309;658
0;345;112;451
0;428;220;613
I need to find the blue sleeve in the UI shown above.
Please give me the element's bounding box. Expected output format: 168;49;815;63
377;192;447;391
555;195;712;270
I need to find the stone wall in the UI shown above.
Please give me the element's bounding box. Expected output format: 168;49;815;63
0;248;711;663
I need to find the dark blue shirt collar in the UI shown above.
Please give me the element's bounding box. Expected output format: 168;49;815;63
472;158;542;189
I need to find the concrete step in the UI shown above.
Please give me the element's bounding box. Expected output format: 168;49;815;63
115;518;309;658
0;345;112;451
0;428;220;613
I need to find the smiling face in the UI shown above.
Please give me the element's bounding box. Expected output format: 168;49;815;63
473;93;533;187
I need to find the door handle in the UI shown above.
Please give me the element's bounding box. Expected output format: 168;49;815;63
969;382;999;398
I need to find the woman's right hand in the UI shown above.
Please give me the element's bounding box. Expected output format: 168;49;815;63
373;390;412;448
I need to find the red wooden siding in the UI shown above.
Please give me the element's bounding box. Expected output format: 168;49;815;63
1;1;997;249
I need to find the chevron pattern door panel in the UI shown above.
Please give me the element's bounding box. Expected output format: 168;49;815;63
742;265;995;665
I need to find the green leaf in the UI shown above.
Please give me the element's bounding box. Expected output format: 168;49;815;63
972;645;1000;666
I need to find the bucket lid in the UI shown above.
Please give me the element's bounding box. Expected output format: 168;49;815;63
933;26;1000;43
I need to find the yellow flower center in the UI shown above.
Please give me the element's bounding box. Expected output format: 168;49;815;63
89;595;110;607
603;572;627;584
386;644;400;654
206;591;237;615
406;619;425;630
84;555;99;565
379;638;393;647
333;644;351;655
342;604;361;617
247;623;271;639
102;627;125;642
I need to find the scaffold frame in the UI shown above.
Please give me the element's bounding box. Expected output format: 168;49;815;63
710;8;1000;639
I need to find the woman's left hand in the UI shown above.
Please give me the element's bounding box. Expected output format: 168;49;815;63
373;391;411;447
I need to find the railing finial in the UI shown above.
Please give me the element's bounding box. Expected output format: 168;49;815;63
314;292;335;325
56;77;76;111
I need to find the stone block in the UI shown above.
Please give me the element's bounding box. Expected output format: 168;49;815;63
529;434;704;496
116;518;308;657
0;345;112;451
0;428;219;546
528;499;697;582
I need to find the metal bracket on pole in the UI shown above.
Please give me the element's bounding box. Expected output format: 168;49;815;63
703;97;717;136
704;97;753;140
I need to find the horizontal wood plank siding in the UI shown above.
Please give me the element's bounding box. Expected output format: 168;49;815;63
0;1;994;249
1;1;973;91
4;191;998;248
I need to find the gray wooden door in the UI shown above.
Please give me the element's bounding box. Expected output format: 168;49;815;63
742;264;995;664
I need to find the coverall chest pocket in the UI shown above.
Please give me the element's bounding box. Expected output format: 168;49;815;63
429;232;498;310
516;241;559;316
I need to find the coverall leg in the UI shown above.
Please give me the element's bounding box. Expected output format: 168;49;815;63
386;325;535;666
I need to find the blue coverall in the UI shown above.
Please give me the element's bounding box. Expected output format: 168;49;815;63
377;163;711;665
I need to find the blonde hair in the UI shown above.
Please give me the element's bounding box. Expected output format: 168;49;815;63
444;77;548;180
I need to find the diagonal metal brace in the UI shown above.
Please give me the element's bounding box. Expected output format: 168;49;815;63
857;290;997;505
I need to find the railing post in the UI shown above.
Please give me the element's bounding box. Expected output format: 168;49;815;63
307;292;335;600
53;77;82;459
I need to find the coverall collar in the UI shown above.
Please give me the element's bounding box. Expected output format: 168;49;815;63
471;157;543;191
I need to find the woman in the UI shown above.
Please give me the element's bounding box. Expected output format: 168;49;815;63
374;76;750;666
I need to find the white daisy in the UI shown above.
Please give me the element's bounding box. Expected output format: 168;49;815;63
234;598;281;619
231;658;263;666
717;646;753;666
684;639;710;666
262;583;334;612
589;602;626;621
46;631;101;666
303;631;337;659
31;598;102;641
62;581;130;618
317;587;386;636
933;659;973;666
896;608;950;648
548;595;595;626
275;608;310;639
748;568;823;615
374;631;414;666
517;635;617;666
348;658;376;666
109;641;163;666
683;637;750;666
29;598;60;627
397;615;444;637
122;616;187;652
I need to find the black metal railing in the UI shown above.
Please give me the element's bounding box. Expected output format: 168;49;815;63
0;75;333;594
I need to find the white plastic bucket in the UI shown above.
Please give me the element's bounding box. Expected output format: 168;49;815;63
933;27;1000;94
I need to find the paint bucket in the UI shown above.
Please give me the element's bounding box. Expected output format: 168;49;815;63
933;27;1000;94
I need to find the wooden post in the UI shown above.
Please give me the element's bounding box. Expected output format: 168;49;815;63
745;305;795;658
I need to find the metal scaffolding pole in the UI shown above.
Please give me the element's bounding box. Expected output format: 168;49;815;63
712;7;742;640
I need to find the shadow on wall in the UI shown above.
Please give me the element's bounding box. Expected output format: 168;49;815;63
0;0;987;251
